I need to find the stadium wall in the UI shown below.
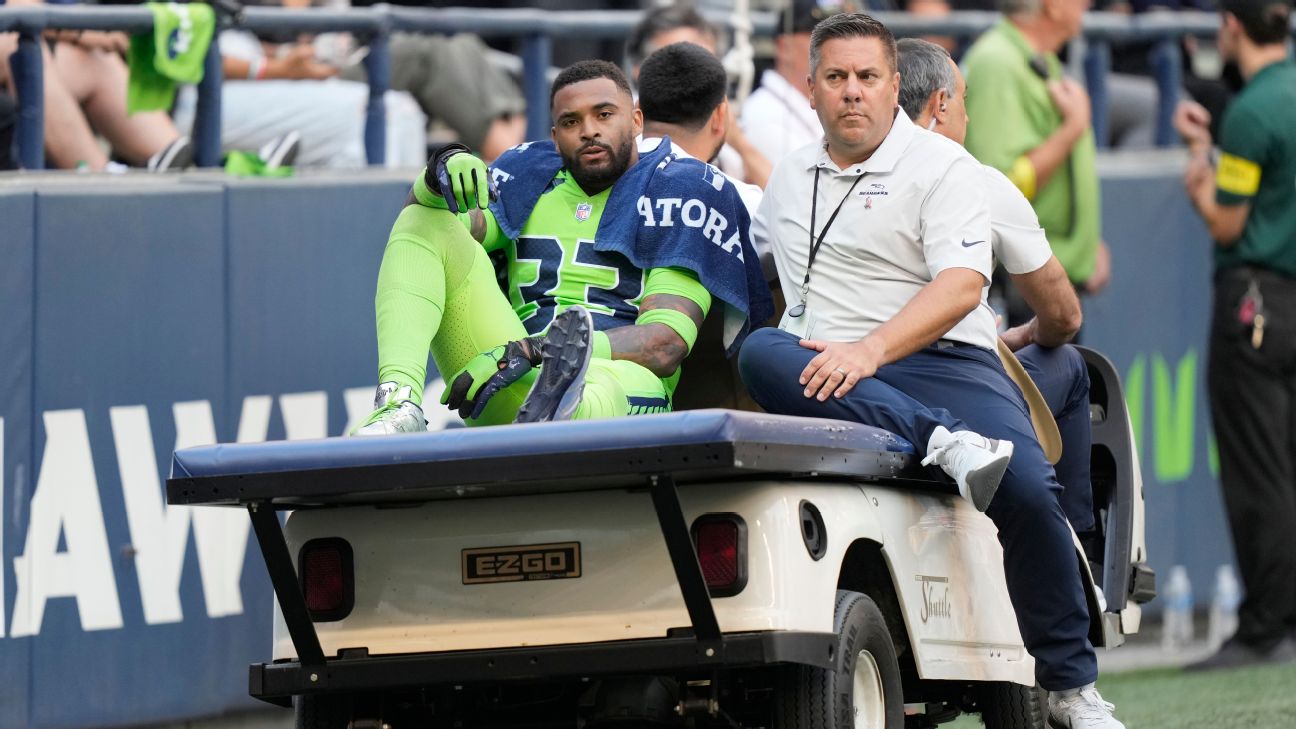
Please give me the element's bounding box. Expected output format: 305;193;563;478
0;159;1221;728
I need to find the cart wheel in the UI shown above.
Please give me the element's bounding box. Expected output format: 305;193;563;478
294;693;353;729
775;590;904;729
978;682;1048;729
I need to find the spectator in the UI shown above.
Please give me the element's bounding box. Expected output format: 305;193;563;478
1175;0;1296;672
196;27;427;168
626;2;771;187
739;0;855;168
962;0;1111;320
0;88;15;170
0;4;192;171
337;31;526;161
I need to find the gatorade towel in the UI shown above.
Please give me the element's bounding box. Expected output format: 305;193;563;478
127;2;215;114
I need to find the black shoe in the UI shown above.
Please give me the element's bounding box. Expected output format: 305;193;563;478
515;306;593;424
146;135;193;172
1185;636;1296;672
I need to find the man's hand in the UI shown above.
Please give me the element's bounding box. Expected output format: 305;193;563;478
441;337;542;419
268;44;338;80
798;336;886;401
427;144;497;214
1000;320;1036;352
1085;240;1111;294
1185;151;1213;195
1173;100;1212;152
1047;78;1091;134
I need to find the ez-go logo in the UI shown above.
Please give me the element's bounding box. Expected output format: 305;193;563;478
462;542;582;584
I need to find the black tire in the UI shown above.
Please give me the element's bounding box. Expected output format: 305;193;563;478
775;590;904;729
978;682;1048;729
294;693;353;729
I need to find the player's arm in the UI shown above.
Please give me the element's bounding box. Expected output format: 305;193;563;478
605;268;711;378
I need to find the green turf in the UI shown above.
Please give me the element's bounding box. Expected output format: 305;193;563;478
945;661;1296;728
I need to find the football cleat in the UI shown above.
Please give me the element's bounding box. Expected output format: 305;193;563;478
515;306;594;424
351;382;427;435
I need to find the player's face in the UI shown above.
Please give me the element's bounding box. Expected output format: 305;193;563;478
810;37;899;165
552;78;642;195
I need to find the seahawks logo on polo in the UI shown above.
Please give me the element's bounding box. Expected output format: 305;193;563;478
635;196;745;261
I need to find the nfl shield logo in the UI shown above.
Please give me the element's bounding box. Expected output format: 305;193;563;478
575;202;592;222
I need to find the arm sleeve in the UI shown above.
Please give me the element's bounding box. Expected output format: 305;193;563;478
1216;105;1267;206
920;156;994;283
637;267;713;354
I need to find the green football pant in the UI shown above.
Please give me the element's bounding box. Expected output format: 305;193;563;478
374;204;670;426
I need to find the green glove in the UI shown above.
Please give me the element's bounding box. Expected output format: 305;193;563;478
426;143;497;214
441;337;543;420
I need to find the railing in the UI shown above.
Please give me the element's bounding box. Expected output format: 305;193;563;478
1;5;1289;170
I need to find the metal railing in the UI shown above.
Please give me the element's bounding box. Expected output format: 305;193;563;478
1;5;1289;170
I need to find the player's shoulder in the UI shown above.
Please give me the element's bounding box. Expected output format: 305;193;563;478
652;154;748;208
491;140;559;173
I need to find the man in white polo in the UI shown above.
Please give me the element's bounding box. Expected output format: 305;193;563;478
736;13;1124;728
896;37;1100;555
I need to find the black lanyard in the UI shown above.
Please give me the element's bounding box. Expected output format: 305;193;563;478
789;167;865;318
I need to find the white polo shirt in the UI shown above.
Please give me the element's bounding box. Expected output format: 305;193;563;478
984;164;1052;275
740;70;823;166
755;110;998;350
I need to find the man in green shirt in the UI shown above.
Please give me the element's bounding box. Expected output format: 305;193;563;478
961;0;1110;299
1175;0;1296;671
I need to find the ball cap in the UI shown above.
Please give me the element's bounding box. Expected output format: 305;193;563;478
779;0;861;35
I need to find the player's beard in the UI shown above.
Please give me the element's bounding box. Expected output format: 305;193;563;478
564;135;635;195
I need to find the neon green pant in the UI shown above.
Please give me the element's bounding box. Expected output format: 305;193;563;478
375;204;670;426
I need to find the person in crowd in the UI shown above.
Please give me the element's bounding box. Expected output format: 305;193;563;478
739;0;855;169
353;60;769;433
897;38;1099;556
0;88;16;170
0;2;191;171
209;23;427;169
738;14;1125;727
1175;0;1296;672
625;2;771;187
961;0;1110;322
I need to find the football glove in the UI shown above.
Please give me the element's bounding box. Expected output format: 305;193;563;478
442;336;543;420
425;143;497;214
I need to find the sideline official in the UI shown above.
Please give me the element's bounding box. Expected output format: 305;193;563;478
1176;0;1296;672
738;13;1124;728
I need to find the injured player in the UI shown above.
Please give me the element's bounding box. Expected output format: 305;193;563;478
355;60;771;433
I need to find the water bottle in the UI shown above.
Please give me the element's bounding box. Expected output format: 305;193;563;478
1161;565;1194;652
1207;564;1241;650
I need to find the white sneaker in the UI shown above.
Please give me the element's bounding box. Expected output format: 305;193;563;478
1048;684;1125;729
351;382;427;436
921;425;1013;512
